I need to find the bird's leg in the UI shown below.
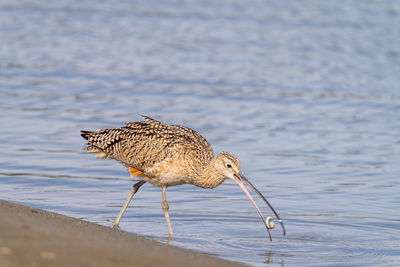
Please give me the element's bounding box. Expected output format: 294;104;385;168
109;180;146;229
161;186;174;238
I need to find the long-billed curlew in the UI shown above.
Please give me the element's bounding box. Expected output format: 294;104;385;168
81;116;285;241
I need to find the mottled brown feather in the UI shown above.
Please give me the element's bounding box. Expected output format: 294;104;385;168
81;116;214;186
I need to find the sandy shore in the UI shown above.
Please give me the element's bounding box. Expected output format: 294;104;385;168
0;200;246;267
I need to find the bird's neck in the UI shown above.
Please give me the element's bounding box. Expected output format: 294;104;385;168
193;158;226;189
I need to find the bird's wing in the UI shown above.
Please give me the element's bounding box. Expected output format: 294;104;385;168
81;116;213;172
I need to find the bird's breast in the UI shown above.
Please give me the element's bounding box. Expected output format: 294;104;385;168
142;157;193;187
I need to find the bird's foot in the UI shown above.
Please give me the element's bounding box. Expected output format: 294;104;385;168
106;218;120;230
167;235;172;245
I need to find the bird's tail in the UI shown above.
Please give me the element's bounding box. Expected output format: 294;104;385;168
80;130;109;158
80;130;92;140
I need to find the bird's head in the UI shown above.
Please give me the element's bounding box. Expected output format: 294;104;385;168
212;151;286;241
214;151;242;179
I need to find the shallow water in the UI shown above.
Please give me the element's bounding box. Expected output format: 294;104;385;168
1;1;400;266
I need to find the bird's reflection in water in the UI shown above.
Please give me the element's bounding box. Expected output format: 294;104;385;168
264;250;284;267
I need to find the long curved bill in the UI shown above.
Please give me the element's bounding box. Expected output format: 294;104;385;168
233;174;286;241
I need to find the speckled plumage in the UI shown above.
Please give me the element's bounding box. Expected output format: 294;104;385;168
81;116;229;188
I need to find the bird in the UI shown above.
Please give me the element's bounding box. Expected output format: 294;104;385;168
81;115;285;241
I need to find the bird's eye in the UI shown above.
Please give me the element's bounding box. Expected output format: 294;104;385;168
226;163;232;168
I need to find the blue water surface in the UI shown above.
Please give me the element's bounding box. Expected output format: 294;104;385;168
1;1;399;266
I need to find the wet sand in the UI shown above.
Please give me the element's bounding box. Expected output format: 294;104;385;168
0;200;246;267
